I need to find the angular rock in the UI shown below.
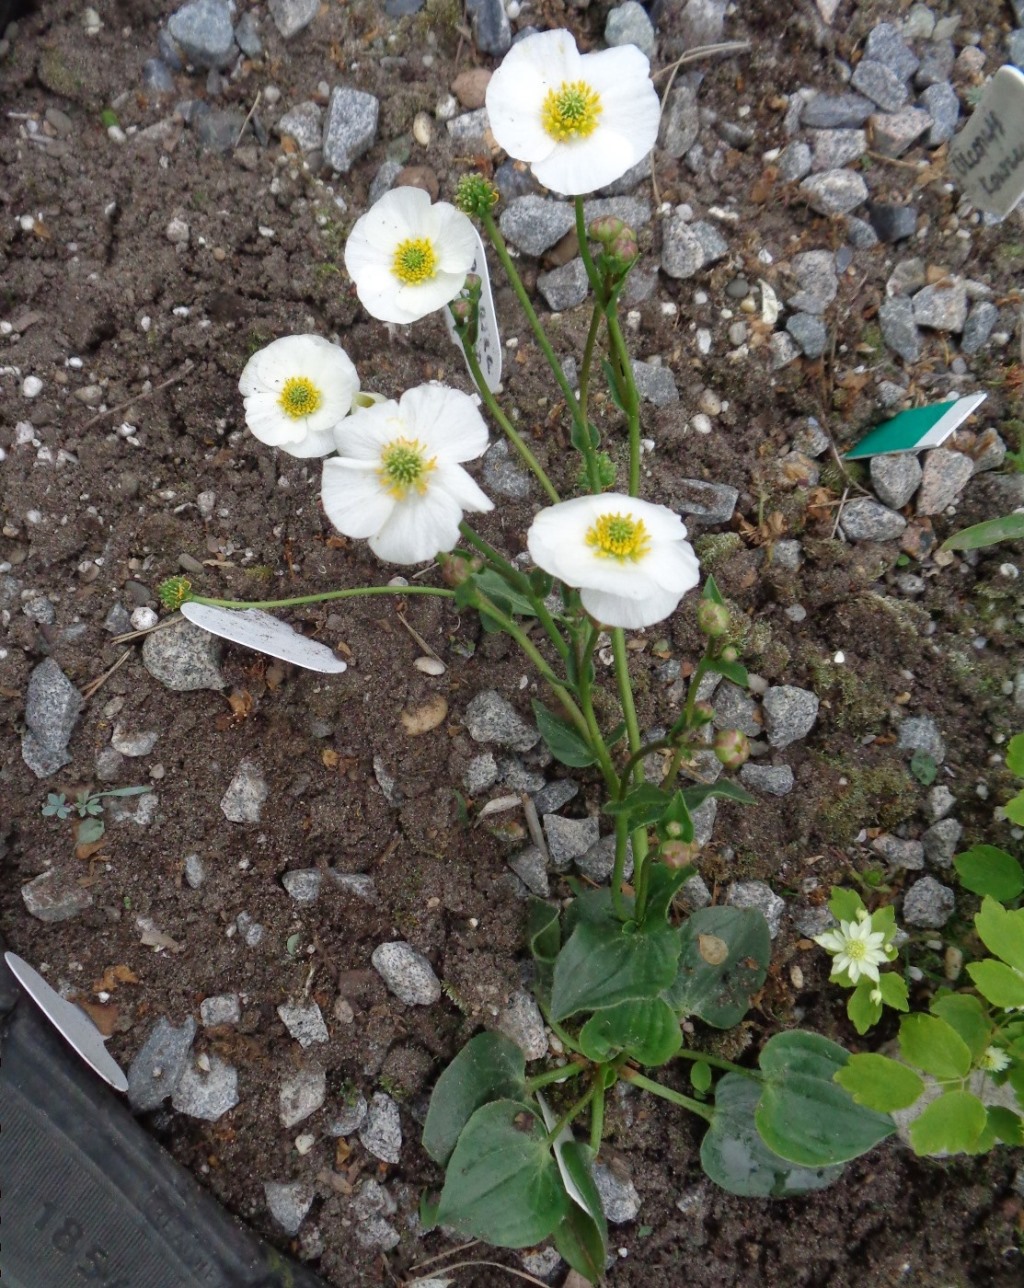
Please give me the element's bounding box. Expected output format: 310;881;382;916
465;0;511;56
593;1163;642;1224
359;1092;402;1164
916;449;973;514
282;869;322;903
323;87;379;173
142;617;224;690
328;1096;368;1137
661;78;702;158
867;202;917;243
24;658;83;753
464;690;539;752
495;990;547;1061
738;763;795;796
802;93;874;128
167;0;236;70
872;834;925;869
800;170;868;216
220;759;267;823
371;941;441;1005
879;296;921;362
537;259;588;311
961;301;999;355
869;107;932;158
897;715;945;763
234;11;262;56
200;994;240;1026
277;1000;329;1048
576;833;634;883
543;813;601;871
920;82;959;146
508;846;549;897
915;41;955;89
482;438;533;500
922;818;962;869
925;785;956;823
788;250;837;315
605;1;656;58
913;280;967;333
675;479;738;525
280;1066;327;1128
275;101;322;152
532;779;579;815
864;22;919;81
762;685;819;748
661;216;727;278
264;1181;313;1236
840;497;907;542
712;681;760;736
171;1054;239;1120
870;453;922;509
21;869;93;923
785;313;828;358
810;128;866;171
852;59;909;112
778;141;812;181
499;196;575;256
127;1016;197;1111
902;876;955;928
111;726;158;757
631;361;678;407
725;881;786;938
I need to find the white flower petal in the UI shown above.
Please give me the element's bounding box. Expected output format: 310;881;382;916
369;485;464;564
431;462;494;515
398;384;489;462
320;459;395;538
580;582;683;629
533;133;637;197
333;401;405;459
279;423;339;459
434;203;478;272
393;274;465;323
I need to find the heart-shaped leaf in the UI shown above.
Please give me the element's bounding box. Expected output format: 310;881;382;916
665;906;771;1028
423;1034;526;1165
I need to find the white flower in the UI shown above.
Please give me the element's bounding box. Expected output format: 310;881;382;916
321;383;493;564
979;1045;1011;1073
814;913;890;986
485;29;661;197
344;187;477;325
526;494;700;629
239;334;359;458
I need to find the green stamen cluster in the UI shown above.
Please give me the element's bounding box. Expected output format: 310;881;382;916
456;174;500;218
157;576;193;611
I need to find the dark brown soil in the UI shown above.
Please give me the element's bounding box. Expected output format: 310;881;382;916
2;1;1023;1285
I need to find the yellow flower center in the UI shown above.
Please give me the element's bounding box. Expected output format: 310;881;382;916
379;437;436;498
586;512;651;562
392;237;438;286
278;375;323;420
541;80;602;141
845;939;867;961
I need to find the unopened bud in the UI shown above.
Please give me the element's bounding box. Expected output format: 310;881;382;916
697;600;730;638
691;700;715;725
608;230;639;263
440;553;482;587
456;174;500;217
449;297;475;329
588;215;625;244
660;840;700;869
714;728;750;769
720;644;740;663
157;576;192;611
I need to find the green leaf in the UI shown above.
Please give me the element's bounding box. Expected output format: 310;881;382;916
474;568;539;619
986;1107;1024;1146
909;750;937;786
700;1074;845;1198
666;906;771;1029
531;699;596;768
435;1100;569;1247
604;783;669;827
702;575;725;606
929;993;991;1061
847;981;883;1036
527;899;561;964
966;959;1024;1009
680;780;756;810
641;861;696;926
940;513;1024;551
655;790;694;844
827;887;865;923
1006;790;1024;826
550;916;681;1021
877;972;909;1011
974;896;1024;971
897;1014;972;1079
419;1191;439;1231
907;1090;988;1156
76;817;105;845
756;1032;894;1167
423;1034;527;1166
599;359;627;413
578;998;682;1067
834;1054;924;1113
552;1202;606;1285
690;1061;713;1094
1007;733;1024;778
543;1117;607;1284
97;785;152;799
954;845;1024;902
707;656;749;687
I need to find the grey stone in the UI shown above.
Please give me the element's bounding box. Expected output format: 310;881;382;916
234;12;262;56
231;910;259;941
802;93;875;128
772;540;803;571
870;107;933;158
902;876;955;928
24;658;82;753
220;759;267;823
465;690;539;752
495;991;547;1061
738;763;795;796
788;250;837;316
499;197;575;256
21;869;92;923
323;88;379;173
926;785;956;823
778;141;812;181
845;215;879;249
971;429;1007;475
922;818;962;868
913;279;967;332
22;730;71;778
872;834;925;869
282;869;322;903
464;753;499;794
275;101;322;151
95;746;126;782
543;814;601;871
23;597;55;624
127;1017;197;1111
661;217;727;279
675;479;738;525
142;58;176;96
371;942;441;1005
852;60;909;113
264;1181;313;1236
482;439;533;500
537;259;589;311
867;202;918;243
200;994;240;1027
593;1162;641;1224
785;313;829;358
532;779;579;815
605;1;656;58
920;82;959;146
268;0;319;39
887;258;927;297
961;301;999;354
712;681;760;736
810;128;867;171
897;715;945;763
184;853;207;888
103;602;132;634
576;833;634;883
167;0;236;70
631;361;678;407
691;797;718;847
277;1000;329;1048
508;846;550;897
466;0;511;56
446;108;491;143
865;22;919;82
195;109;246;153
329;871;377;903
840;497;907;542
725;881;785;938
171;1054;239;1120
679;874;712;911
328;1095;368;1137
896;573;926;595
278;1066;325;1128
661;78;702;158
599;154;653;198
500;759;547;793
870;453;922;509
769;332;800;369
689;220;729;264
800;170;868;216
762;685;819;748
916;449;973;514
111;727;158;757
142;617;224;691
879;297;921;362
915;41;955;89
359;1092;402;1164
792;905;836;937
1010;28;1024;66
369;159;403;206
351;1179;399;1251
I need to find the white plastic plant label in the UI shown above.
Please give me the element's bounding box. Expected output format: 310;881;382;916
948;65;1024;218
444;226;502;392
180;602;348;673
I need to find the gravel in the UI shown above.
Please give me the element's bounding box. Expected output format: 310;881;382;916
922;818;962;868
902;876;956;928
786;312;828;358
762;685;819;748
871;835;925;870
220;759;268;823
322;87;379;173
675;479;738;524
280;1065;327;1128
916;449;974;514
537;259;588;311
127;1016;197;1112
799;170;868;215
725;880;786;938
167;0;236;70
465;0;511;55
200;994;241;1026
464;690;539;752
508;846;550;897
605;1;656;57
359;1092;402;1164
495;990;548;1060
865;22;919;81
593;1162;642;1224
870;453;922;509
867;202;918;243
171;1054;239;1120
961;301;999;354
371;941;441;1005
282;869;322;902
870;107;933;157
839;498;907;542
920;82;959;145
22;658;82;777
810;128;866;170
142;617;225;691
712;681;761;736
631;361;679;406
264;1181;314;1236
277;1000;329;1047
268;0;319;39
897;716;946;763
275;101;323;152
738;763;795;796
661;216;728;278
543;813;601;871
21;869;93;923
851;59;909;112
787;250;837;315
913;279;968;332
801;93;874;128
879;296;922;362
499;197;575;256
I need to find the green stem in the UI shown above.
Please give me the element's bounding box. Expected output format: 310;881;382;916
589;1080;606;1153
609;812;630;922
459;334;560;505
611;628;651;917
574;623;619;795
621;1069;713;1122
605;308;642;496
578;300;603;434
185;585;455;610
674;1048;760;1077
573;196;603;300
618;739;673;793
525;1062;588;1093
545;1084;597;1146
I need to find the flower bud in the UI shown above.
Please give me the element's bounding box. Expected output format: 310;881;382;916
588;214;625;244
660;840;700;868
439;553;482;586
608;230;639;264
697;599;730;638
449;297;475;329
691;700;715;725
720;644;740;663
157;576;192;611
456;174;499;217
714;728;750;769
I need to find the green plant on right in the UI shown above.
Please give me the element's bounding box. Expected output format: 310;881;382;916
42;785;151;846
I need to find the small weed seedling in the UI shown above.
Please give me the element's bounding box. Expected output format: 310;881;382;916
42;786;152;846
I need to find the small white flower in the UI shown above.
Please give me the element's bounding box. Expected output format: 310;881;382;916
344;187;477;325
527;493;700;629
814;914;890;986
485;29;661;197
321;383;493;565
979;1045;1011;1073
239;335;359;458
